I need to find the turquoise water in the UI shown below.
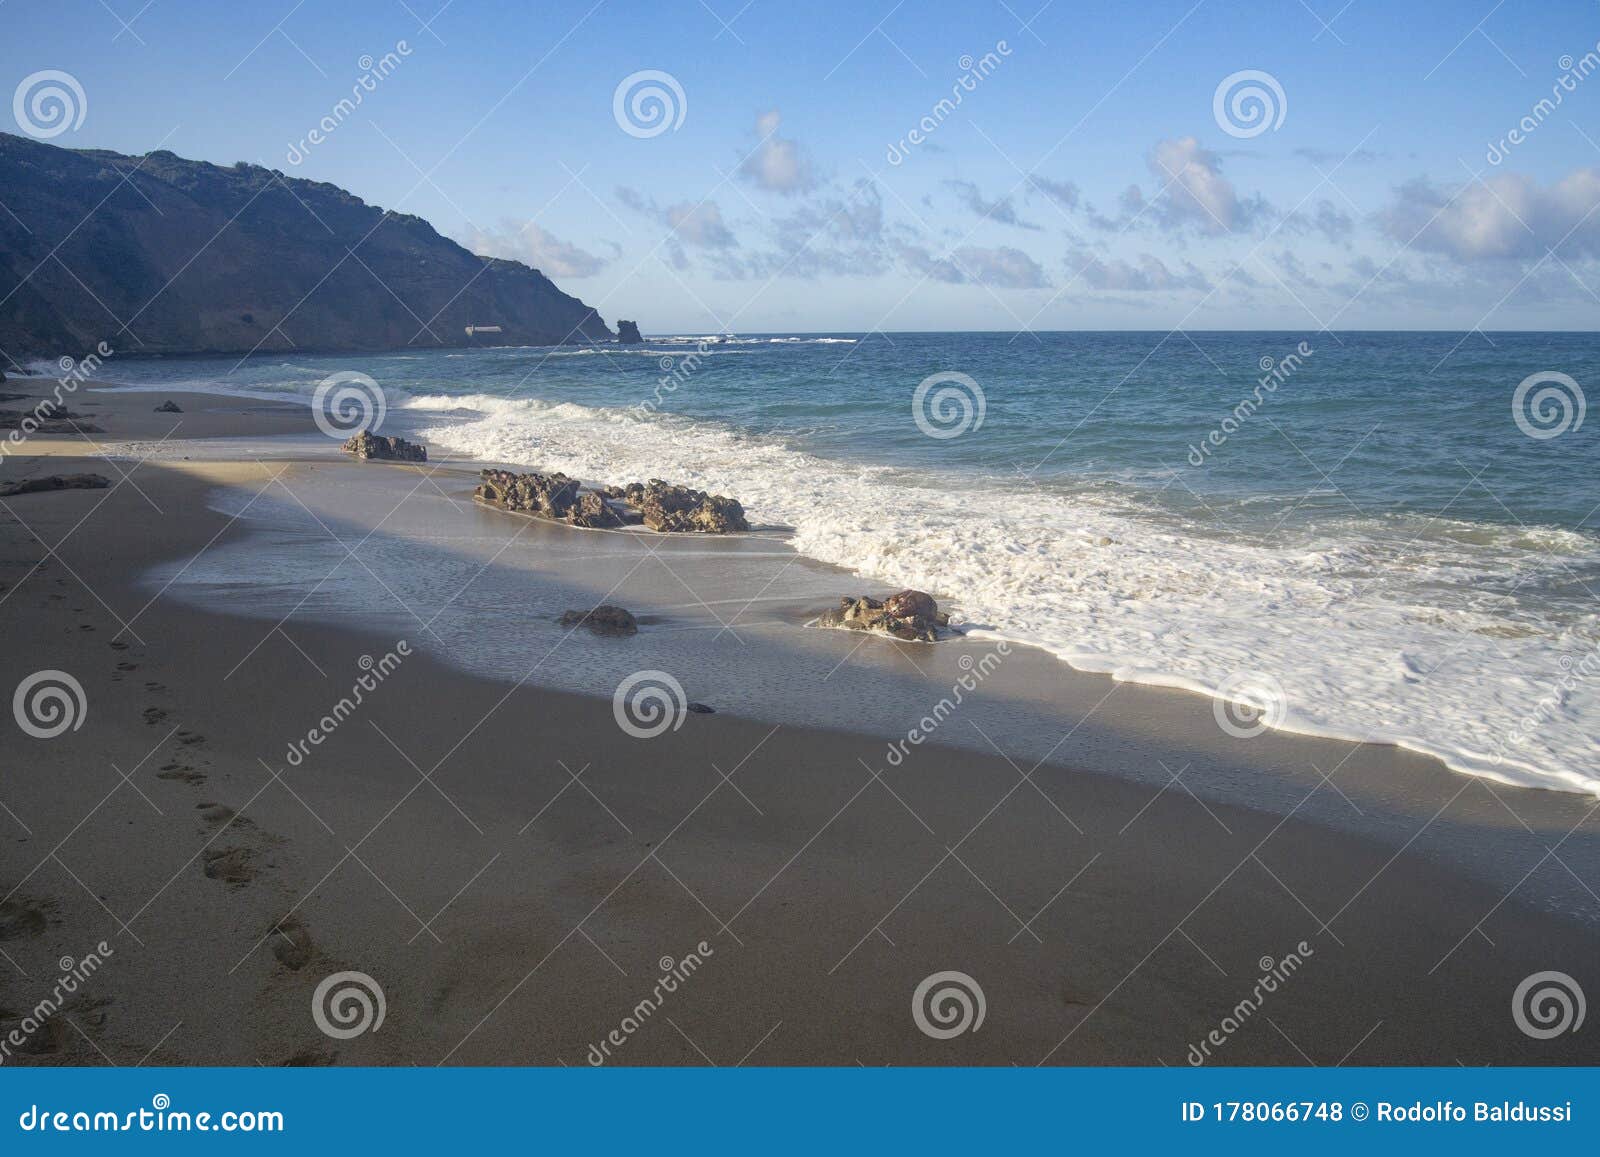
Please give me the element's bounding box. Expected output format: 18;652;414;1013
91;331;1600;792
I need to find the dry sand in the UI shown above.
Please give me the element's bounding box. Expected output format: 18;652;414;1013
0;382;1595;1066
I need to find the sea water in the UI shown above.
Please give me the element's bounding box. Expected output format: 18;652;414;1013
88;331;1600;794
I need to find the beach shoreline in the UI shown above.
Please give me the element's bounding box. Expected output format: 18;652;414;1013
0;383;1595;1065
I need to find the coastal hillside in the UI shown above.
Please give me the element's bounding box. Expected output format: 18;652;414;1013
0;132;614;356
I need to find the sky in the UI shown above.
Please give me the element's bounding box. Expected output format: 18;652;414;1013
7;0;1600;332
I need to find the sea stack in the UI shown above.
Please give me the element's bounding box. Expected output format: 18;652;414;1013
616;319;643;344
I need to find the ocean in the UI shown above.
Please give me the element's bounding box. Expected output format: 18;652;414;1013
84;331;1600;795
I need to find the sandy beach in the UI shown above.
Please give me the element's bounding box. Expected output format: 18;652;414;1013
0;381;1592;1067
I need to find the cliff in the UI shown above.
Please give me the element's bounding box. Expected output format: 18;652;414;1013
0;133;616;356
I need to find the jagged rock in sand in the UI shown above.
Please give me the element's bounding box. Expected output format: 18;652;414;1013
815;589;949;642
558;605;639;636
475;469;624;529
0;473;111;498
154;400;183;413
598;478;748;533
616;319;643;344
341;431;427;462
0;405;98;431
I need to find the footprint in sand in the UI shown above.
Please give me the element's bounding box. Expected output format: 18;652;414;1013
0;895;58;940
177;731;205;747
196;802;252;830
142;707;167;725
157;763;205;785
115;662;138;672
108;641;128;651
201;846;257;887
279;1048;335;1066
267;915;315;971
144;681;166;693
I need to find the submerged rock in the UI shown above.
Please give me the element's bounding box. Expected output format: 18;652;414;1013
0;473;111;497
342;431;427;462
599;478;748;533
475;469;624;528
815;589;949;642
558;604;638;635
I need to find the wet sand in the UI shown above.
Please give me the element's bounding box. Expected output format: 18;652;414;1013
0;382;1594;1066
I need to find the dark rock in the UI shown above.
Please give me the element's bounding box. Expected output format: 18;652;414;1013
341;431;427;462
0;405;95;430
815;589;947;642
0;473;111;498
603;478;748;533
474;469;623;528
686;702;715;714
558;605;638;636
616;319;643;344
884;589;937;621
154;400;183;413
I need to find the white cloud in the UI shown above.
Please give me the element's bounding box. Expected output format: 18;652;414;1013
617;187;739;248
1066;249;1208;292
945;179;1041;230
1149;136;1252;233
738;109;818;195
459;219;608;278
951;245;1050;288
1380;168;1600;261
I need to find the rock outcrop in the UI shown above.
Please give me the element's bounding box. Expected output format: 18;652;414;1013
616;320;643;344
154;400;183;413
0;473;111;497
474;469;623;528
815;589;949;642
0;407;103;434
0;132;619;356
558;605;638;636
341;431;427;462
598;479;748;533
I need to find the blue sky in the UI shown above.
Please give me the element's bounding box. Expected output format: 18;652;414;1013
9;0;1600;331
